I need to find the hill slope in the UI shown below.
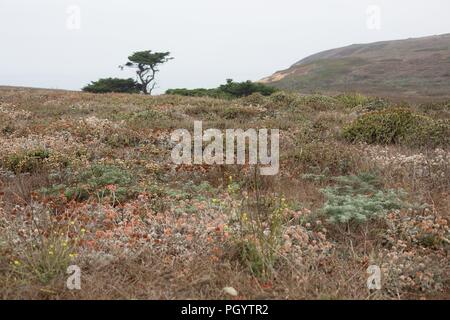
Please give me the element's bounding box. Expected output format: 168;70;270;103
261;34;450;100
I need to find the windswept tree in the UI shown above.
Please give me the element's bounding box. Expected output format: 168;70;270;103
120;50;173;95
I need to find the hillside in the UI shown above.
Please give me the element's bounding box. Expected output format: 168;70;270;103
0;87;449;299
261;34;450;100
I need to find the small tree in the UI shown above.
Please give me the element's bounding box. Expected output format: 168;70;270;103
120;50;173;95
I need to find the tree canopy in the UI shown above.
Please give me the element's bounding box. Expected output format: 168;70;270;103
120;50;173;95
166;79;278;99
82;78;141;94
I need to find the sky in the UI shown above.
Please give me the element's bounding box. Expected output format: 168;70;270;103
1;0;449;94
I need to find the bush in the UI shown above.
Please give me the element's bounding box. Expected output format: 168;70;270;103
407;119;450;147
336;93;371;109
298;94;339;110
166;79;277;99
12;234;76;285
342;108;450;147
64;164;137;202
218;79;277;98
363;97;391;112
165;88;225;98
82;78;141;94
225;175;285;280
5;149;51;174
125;109;169;128
418;100;450;112
320;173;406;224
220;105;262;120
239;92;268;106
268;91;301;108
292;142;357;175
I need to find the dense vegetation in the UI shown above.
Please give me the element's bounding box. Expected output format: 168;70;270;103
82;78;141;94
343;108;450;147
84;50;173;95
166;79;278;99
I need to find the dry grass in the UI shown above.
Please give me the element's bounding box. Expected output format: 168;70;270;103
0;87;448;300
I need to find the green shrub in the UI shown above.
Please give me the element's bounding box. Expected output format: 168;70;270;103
239;92;268;106
82;78;141;94
363;97;391;112
418;100;450;112
226;175;284;280
298;94;340;110
270;91;296;106
12;235;76;285
293;142;356;175
6;149;51;174
268;91;300;108
342;108;450;147
125;109;171;129
336;93;371;108
218;79;277;97
65;164;137;202
103;130;141;148
129;109;168;121
165;88;225;98
320;173;406;224
406;118;450;147
221;106;261;120
166;79;277;99
236;195;285;279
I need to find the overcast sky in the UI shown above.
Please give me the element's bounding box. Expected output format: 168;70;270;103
1;0;449;93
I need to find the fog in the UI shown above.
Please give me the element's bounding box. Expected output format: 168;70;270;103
1;0;449;93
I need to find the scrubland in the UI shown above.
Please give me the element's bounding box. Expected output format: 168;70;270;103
0;87;448;299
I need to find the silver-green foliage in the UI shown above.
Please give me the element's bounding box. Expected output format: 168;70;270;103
320;173;406;223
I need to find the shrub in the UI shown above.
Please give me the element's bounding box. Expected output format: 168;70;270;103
165;88;225;98
237;199;285;279
218;79;277;98
220;105;262;120
293;142;357;175
227;175;284;279
363;97;391;112
82;78;141;94
12;234;76;285
298;94;339;110
320;173;406;224
336;93;371;108
125;109;169;128
65;164;137;202
166;79;277;99
268;91;301;108
5;149;51;174
239;92;268;106
342;108;450;147
4;206;82;286
405;119;450;147
418;100;450;112
103;130;141;148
